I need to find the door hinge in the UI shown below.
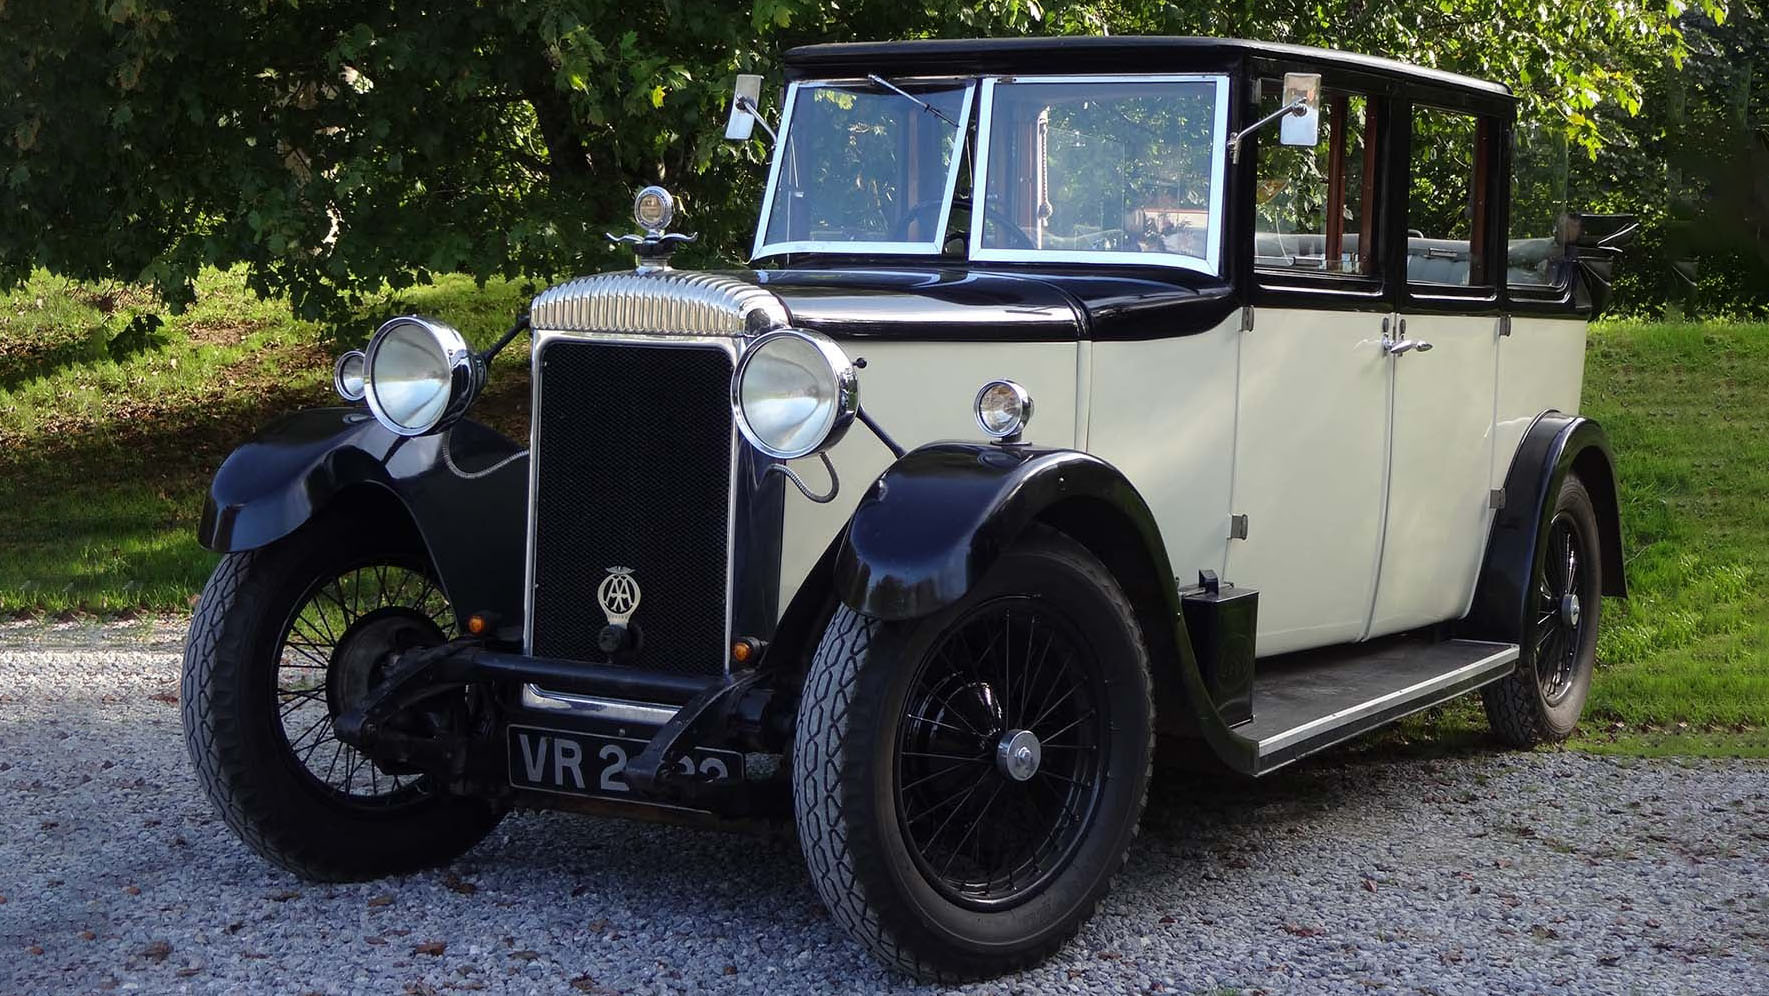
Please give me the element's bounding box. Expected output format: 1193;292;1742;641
1229;513;1250;540
1498;315;1512;337
1240;305;1255;332
1489;489;1507;510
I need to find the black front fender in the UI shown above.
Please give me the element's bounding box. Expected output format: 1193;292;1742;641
199;407;529;628
833;443;1167;621
831;442;1259;771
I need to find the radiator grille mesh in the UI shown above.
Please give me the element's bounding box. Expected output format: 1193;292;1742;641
529;339;733;675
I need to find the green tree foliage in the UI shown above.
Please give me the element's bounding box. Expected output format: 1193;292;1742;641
1571;0;1768;316
0;0;1730;322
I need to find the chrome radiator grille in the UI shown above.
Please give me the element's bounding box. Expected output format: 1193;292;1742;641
527;337;735;676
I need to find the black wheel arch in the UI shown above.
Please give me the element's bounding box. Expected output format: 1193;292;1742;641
1460;412;1626;646
824;442;1256;770
198;407;529;632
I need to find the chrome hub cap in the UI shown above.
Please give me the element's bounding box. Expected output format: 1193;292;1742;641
996;729;1043;782
1532;512;1591;706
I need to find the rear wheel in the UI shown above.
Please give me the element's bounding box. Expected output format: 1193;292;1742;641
1482;473;1603;745
793;532;1153;981
182;511;503;881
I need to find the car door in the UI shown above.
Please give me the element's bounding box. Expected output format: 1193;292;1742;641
1367;104;1503;637
1231;83;1392;658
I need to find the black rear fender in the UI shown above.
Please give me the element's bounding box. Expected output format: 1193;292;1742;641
198;407;529;631
1460;413;1626;645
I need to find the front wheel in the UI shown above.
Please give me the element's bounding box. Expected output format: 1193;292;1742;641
793;532;1153;981
182;512;503;881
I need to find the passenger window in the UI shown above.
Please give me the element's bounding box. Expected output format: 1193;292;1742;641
1508;122;1572;289
1406;106;1495;287
1255;86;1378;276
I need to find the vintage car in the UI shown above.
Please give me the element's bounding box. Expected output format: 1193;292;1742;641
182;37;1632;980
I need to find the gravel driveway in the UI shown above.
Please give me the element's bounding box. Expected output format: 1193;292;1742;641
2;641;1764;995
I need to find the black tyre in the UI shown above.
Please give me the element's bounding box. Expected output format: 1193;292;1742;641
181;511;503;881
793;531;1154;981
1482;473;1604;745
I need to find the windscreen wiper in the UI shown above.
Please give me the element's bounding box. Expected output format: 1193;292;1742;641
866;74;961;129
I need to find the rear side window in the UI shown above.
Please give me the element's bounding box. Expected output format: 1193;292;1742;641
1255;85;1380;277
1407;106;1496;287
1509;123;1572;290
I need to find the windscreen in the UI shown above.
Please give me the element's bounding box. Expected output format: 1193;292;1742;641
976;76;1226;272
756;80;972;256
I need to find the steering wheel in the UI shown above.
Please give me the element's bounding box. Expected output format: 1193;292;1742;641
892;196;1036;251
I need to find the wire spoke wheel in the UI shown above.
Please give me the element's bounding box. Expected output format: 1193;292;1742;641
894;597;1107;910
1532;512;1588;706
273;562;453;806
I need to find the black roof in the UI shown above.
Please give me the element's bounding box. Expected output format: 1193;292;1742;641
783;36;1511;101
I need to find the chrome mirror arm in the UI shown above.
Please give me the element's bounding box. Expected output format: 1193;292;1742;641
1226;98;1305;164
734;95;778;143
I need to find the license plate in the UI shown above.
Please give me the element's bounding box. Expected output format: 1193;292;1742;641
507;725;743;799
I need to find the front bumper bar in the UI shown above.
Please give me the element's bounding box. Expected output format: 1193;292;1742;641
331;641;784;813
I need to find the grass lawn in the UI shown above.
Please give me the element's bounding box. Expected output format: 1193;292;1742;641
0;269;531;613
1;273;1764;754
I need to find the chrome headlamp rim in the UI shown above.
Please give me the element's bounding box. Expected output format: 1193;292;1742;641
332;349;366;402
362;315;484;437
731;328;859;461
974;379;1034;440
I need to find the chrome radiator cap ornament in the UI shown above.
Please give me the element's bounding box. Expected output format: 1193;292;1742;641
633;186;675;235
609;184;695;269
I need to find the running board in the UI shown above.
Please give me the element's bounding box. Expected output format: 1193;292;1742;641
1238;637;1518;774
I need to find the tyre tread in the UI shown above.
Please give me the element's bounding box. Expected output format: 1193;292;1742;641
793;533;1152;981
182;525;499;883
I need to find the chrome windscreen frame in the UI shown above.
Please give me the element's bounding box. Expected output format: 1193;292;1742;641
519;327;744;721
750;77;977;261
969;73;1232;277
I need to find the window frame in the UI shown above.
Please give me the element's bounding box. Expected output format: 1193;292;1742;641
750;77;978;261
1399;99;1506;307
968;73;1232;277
1502;120;1578;302
1250;82;1387;287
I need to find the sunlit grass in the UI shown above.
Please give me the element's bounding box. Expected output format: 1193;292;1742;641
0;268;530;614
1580;319;1769;741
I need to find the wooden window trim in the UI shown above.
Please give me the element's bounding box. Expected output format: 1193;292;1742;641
1324;93;1349;270
1358;98;1380;277
1470;116;1493;286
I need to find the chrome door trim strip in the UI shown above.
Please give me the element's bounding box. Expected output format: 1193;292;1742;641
1254;642;1519;759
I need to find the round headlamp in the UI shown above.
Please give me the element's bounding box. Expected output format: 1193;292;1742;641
732;329;858;460
333;350;366;402
362;316;482;436
975;380;1033;441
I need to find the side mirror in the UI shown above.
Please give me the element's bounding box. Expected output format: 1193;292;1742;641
1279;72;1322;147
725;74;764;141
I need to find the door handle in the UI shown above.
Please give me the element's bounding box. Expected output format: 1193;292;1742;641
1384;338;1434;356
